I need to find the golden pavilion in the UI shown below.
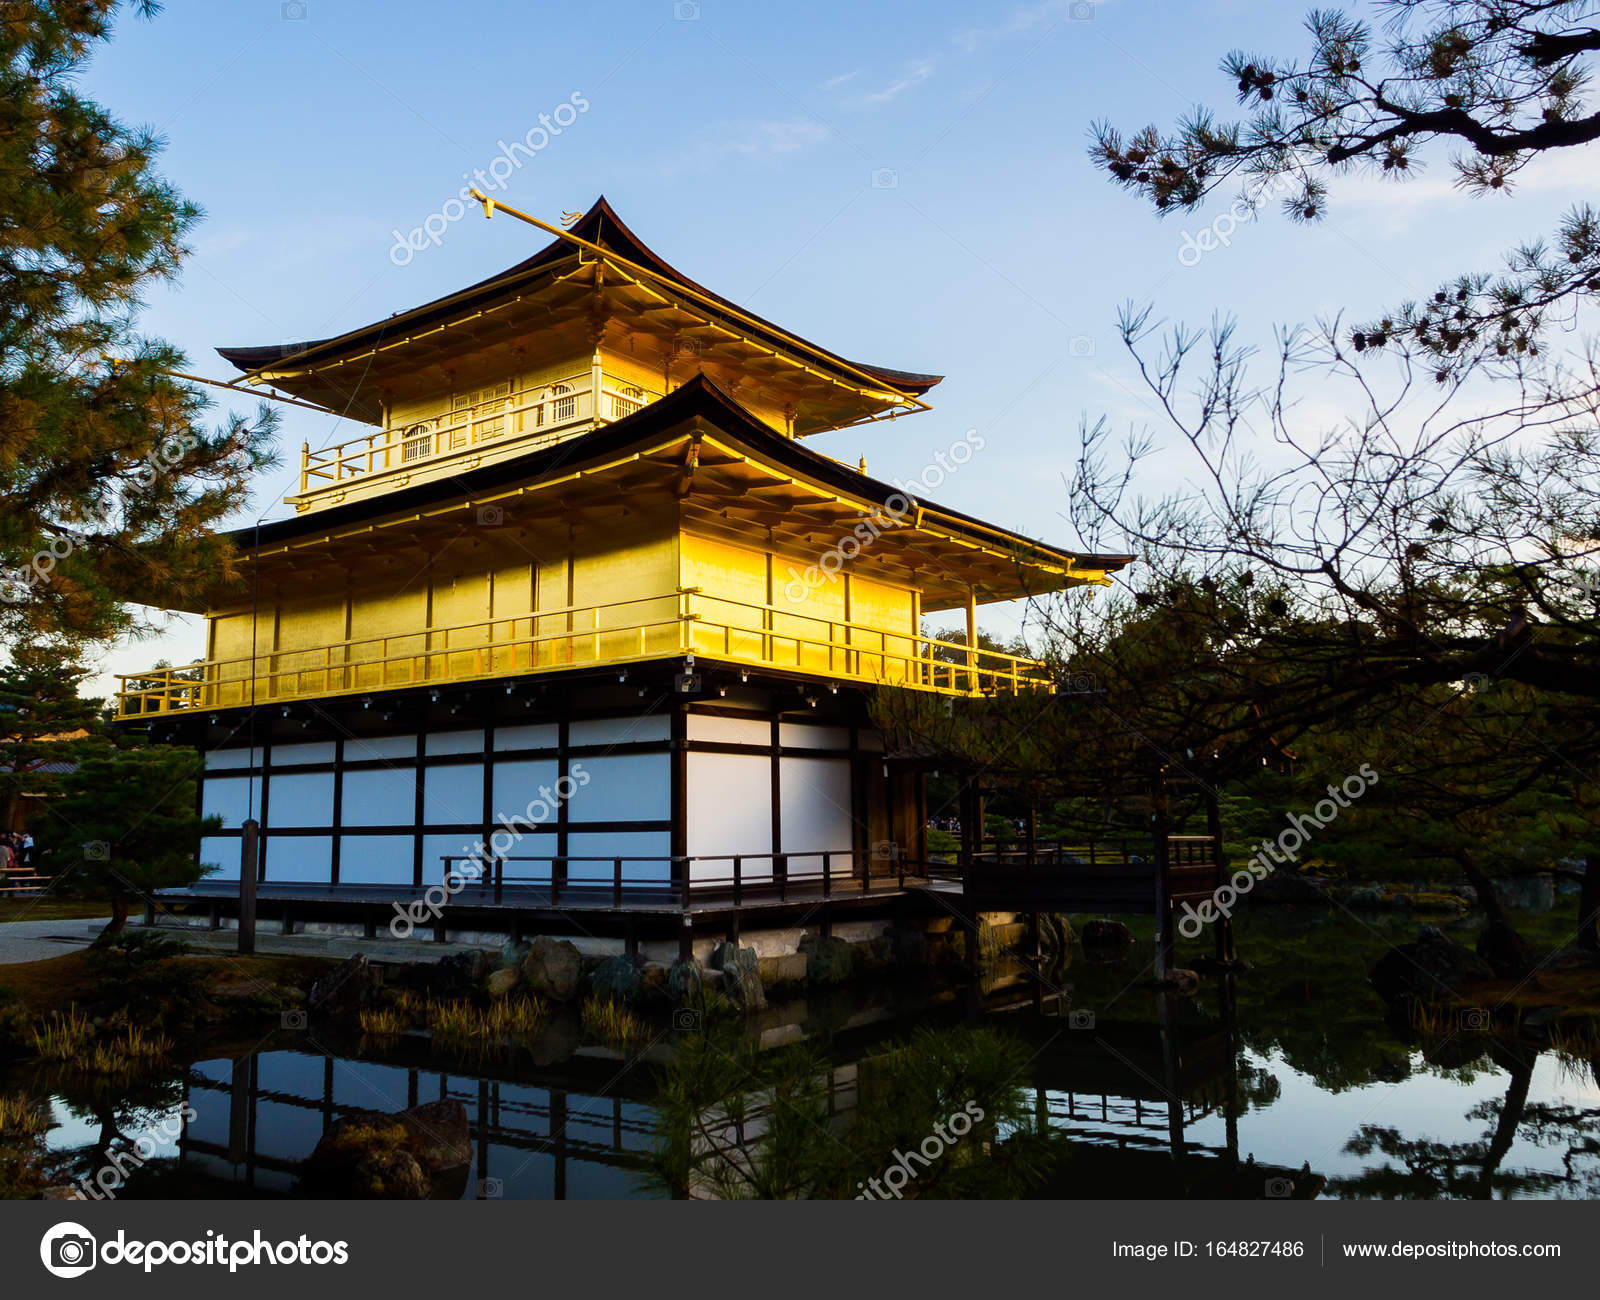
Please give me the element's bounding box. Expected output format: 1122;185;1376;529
116;198;1128;933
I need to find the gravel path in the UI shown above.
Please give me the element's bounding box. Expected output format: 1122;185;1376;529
0;918;107;965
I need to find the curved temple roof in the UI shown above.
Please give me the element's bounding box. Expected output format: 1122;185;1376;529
217;197;941;429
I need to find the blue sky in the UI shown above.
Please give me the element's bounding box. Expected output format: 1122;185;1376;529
82;0;1593;692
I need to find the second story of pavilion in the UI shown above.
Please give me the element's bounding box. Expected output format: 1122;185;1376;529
114;376;1131;720
218;198;943;517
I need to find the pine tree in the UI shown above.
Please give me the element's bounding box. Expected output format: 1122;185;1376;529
36;744;217;942
0;1;277;648
0;645;102;830
1091;1;1600;377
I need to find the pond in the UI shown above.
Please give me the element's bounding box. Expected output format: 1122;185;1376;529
5;906;1599;1199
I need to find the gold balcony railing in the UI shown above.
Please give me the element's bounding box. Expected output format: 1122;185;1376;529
297;371;661;495
115;591;1052;719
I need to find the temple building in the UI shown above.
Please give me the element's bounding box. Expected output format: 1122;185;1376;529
116;198;1129;943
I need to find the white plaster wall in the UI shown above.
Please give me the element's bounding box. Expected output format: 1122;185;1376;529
687;751;772;880
687;714;770;745
423;762;484;825
566;830;672;883
201;776;258;828
338;834;415;885
341;767;417;827
567;753;669;822
265;835;333;882
570;715;669;745
779;755;853;872
267;772;336;828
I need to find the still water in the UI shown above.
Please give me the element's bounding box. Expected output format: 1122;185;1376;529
12;907;1600;1199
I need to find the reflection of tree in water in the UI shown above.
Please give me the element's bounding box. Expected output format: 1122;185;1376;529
646;1024;1065;1200
45;1065;189;1197
1329;1048;1600;1199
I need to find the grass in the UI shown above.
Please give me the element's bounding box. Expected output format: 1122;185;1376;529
83;1025;173;1076
30;1009;94;1061
0;950;334;1019
29;1011;172;1074
0;899;111;924
581;996;647;1046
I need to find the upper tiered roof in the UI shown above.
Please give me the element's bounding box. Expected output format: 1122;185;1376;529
217;197;941;436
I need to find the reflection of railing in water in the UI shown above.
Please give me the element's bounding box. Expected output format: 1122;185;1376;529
178;1045;862;1199
179;1051;657;1198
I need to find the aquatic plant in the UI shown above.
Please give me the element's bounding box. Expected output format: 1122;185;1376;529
358;1006;410;1039
0;1094;47;1138
581;996;647;1046
426;995;546;1051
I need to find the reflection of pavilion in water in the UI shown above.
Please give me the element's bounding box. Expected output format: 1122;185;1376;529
175;984;1316;1199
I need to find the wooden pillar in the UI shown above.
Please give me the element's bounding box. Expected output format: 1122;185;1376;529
1156;991;1188;1176
238;819;259;956
965;588;979;693
1025;804;1038;866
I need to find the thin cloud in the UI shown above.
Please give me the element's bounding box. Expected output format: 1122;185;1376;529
862;59;936;104
658;117;833;175
952;0;1083;52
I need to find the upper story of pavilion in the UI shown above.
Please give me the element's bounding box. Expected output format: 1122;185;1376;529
218;198;942;517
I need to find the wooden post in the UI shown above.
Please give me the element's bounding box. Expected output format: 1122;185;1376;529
1152;782;1175;983
1204;783;1236;964
1025;804;1038;866
238;818;259;956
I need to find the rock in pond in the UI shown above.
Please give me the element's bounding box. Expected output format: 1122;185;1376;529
522;936;583;1002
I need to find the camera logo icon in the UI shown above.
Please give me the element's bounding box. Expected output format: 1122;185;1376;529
1264;1176;1294;1198
476;504;504;527
281;1009;308;1030
671;1008;702;1032
82;841;110;862
478;1177;504;1199
1067;1008;1095;1030
41;1222;97;1278
871;167;899;189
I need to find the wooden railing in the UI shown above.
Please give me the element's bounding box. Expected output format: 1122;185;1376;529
114;589;1053;717
436;850;906;911
299;370;661;494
